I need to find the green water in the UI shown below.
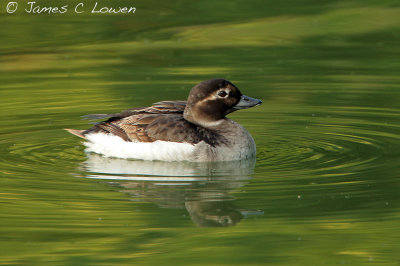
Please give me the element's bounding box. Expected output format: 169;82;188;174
1;0;399;264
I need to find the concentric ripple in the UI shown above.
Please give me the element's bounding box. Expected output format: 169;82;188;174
2;128;84;179
255;106;400;178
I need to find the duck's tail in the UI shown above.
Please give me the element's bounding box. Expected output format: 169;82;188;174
65;129;86;139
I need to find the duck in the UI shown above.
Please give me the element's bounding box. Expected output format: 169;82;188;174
66;78;262;161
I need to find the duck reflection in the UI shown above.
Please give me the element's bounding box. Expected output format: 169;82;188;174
82;154;263;227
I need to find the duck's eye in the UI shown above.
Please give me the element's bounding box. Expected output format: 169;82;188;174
218;90;228;98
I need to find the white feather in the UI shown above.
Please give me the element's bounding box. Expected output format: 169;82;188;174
84;133;196;161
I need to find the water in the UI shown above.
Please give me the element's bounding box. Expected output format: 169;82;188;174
1;1;400;264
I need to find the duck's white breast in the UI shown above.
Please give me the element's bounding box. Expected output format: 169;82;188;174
194;122;256;161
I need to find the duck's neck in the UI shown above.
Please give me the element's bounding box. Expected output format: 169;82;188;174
183;106;225;129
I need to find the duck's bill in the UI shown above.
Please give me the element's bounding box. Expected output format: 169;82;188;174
233;95;262;109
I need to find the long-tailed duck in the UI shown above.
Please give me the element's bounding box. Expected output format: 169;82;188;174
66;79;262;161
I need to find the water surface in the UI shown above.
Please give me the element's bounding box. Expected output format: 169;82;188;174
1;0;399;264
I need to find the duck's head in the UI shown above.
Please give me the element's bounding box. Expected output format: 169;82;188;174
183;78;262;128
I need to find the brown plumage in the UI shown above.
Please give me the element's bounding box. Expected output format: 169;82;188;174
66;79;263;155
67;100;226;147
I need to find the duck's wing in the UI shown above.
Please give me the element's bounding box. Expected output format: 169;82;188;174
83;113;203;144
83;101;187;120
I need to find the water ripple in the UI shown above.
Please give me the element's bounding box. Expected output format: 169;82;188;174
255;106;400;177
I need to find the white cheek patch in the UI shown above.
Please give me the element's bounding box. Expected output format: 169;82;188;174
197;88;232;103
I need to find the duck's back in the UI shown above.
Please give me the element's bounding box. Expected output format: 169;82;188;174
82;101;227;147
83;100;187;121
